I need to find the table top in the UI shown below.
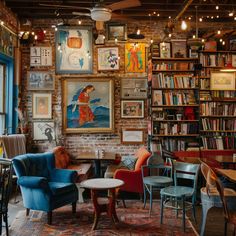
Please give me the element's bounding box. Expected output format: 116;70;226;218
211;155;236;164
76;151;116;160
216;168;236;182
81;178;124;190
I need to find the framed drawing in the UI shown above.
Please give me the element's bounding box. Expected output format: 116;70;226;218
152;90;163;105
121;129;145;144
125;43;146;73
106;23;127;41
32;93;52;119
27;71;54;90
171;39;187;58
210;72;235;90
55;26;93;74
33;121;55;141
121;100;144;118
121;78;147;99
159;42;171;58
62;78;114;133
30;47;52;66
97;47;119;71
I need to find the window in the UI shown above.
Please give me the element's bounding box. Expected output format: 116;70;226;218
0;63;6;134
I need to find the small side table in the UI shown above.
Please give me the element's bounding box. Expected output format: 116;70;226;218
81;178;124;230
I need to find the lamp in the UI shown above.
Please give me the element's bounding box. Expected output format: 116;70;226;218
91;8;112;21
128;28;145;39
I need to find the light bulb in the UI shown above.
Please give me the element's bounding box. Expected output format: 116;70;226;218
34;35;37;40
199;18;203;22
222;41;225;45
220;38;223;42
78;20;82;25
202;39;205;43
229;12;234;17
168;33;172;38
193;35;196;39
157;14;160;17
115;38;118;43
216;5;219;10
217;15;219;18
32;32;35;35
150;39;153;44
168;16;171;19
181;20;187;30
0;21;4;26
55;27;58;31
137;29;140;35
217;30;221;34
234;17;236;20
43;30;46;33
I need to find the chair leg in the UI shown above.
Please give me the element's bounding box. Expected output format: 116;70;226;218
47;211;52;225
0;213;2;236
3;213;9;236
143;185;147;209
26;208;30;216
149;186;153;215
182;197;186;232
160;194;164;224
200;203;212;236
122;199;126;208
72;202;76;213
224;220;227;236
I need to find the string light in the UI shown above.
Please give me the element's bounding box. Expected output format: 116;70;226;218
220;38;223;42
55;27;58;31
192;35;196;39
168;33;172;38
216;5;219;10
34;35;38;40
150;39;153;44
222;41;225;45
234;17;236;20
78;20;82;25
199;18;203;22
0;21;4;26
43;30;46;34
137;29;140;35
168;16;171;19
229;12;234;17
217;30;221;34
181;20;187;30
201;39;205;43
115;37;118;43
157;13;160;17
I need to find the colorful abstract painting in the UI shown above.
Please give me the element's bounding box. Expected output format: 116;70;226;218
125;43;146;73
97;47;119;71
62;78;114;133
56;26;93;74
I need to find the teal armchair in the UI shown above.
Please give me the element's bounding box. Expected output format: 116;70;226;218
12;152;78;224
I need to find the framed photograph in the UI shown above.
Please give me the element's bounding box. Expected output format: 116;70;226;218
97;47;119;71
55;26;93;74
32;93;52;119
171;39;187;58
159;42;171;58
121;129;145;144
106;23;127;41
210;72;236;90
27;71;54;90
33;121;55;141
121;78;147;99
121;100;144;118
62;78;114;133
125;43;146;73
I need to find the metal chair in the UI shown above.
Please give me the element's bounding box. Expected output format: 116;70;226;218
0;158;13;236
141;154;173;215
200;161;236;236
160;161;200;232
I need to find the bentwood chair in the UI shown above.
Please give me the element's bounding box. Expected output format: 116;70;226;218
216;175;236;236
160;162;200;232
141;154;173;215
0;158;13;236
200;161;236;236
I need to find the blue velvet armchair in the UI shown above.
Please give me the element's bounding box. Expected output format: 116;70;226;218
12;152;78;224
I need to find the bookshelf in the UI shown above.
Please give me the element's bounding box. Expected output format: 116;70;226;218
148;56;200;152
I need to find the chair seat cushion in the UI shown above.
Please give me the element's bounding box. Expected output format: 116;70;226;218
143;176;173;187
49;182;76;195
161;186;194;198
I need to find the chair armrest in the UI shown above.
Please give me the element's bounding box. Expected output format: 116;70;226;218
50;169;78;183
18;176;48;189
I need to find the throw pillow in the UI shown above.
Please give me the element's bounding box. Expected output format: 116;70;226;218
134;147;151;170
53;146;70;169
119;155;137;170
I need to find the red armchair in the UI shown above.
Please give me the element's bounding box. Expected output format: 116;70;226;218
114;147;152;194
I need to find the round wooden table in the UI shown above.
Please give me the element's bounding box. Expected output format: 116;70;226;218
81;178;124;230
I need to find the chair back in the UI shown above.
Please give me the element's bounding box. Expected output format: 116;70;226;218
0;134;26;159
0;158;13;213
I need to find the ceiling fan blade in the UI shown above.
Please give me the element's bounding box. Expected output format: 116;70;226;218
111;12;132;21
108;0;141;11
72;12;91;17
39;3;91;11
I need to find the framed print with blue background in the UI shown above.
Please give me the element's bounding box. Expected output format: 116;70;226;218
62;78;114;133
56;26;93;74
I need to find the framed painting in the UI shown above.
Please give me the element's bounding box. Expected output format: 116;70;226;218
171;39;187;58
210;72;235;90
159;42;171;58
55;26;93;74
33;121;55;141
121;78;147;99
121;129;145;144
121;100;144;118
32;93;52;119
27;71;54;90
125;43;146;73
62;78;114;133
106;23;127;41
97;47;119;71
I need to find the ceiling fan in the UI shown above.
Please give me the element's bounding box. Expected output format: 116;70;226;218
40;0;141;30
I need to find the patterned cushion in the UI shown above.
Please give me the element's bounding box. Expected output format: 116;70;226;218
120;156;137;170
135;147;151;170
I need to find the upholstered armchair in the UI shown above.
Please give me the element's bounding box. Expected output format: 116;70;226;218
12;152;78;224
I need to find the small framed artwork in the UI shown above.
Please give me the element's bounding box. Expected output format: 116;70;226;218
121;100;144;118
97;47;119;71
33;121;55;141
210;72;236;90
159;42;171;58
106;23;127;41
30;47;52;66
55;26;93;74
121;129;145;144
33;93;52;119
152;90;163;105
27;71;54;90
121;78;147;99
171;39;187;58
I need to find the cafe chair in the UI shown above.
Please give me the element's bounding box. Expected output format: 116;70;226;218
200;161;236;236
0;158;13;236
160;162;200;232
12;152;78;224
215;175;236;236
141;154;173;215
